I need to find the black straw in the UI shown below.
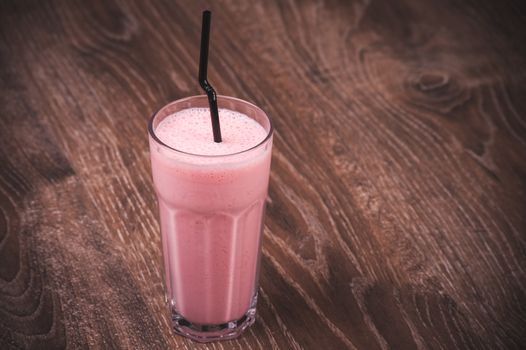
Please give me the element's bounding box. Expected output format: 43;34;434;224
198;10;222;143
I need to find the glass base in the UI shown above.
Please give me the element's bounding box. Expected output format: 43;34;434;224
170;298;257;342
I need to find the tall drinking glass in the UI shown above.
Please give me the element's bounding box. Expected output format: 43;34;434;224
148;95;273;342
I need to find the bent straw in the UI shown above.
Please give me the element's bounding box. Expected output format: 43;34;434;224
198;10;222;143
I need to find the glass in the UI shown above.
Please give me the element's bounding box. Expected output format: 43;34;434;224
148;95;273;342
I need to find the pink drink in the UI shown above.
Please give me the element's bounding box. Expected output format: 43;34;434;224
148;96;273;342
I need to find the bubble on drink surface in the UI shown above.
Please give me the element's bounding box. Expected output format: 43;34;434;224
155;108;267;156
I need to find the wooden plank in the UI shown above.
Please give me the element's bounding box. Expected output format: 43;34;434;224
0;0;525;348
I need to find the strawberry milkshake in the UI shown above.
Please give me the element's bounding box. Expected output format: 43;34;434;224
148;95;273;342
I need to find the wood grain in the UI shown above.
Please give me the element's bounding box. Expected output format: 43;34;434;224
1;0;525;349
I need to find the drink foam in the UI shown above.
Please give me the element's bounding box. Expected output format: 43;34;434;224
155;108;267;156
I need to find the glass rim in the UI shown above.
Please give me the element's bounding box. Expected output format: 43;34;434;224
148;95;274;158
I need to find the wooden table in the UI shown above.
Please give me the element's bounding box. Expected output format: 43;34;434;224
1;0;525;349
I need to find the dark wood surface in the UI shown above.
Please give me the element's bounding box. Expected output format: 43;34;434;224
1;0;525;349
